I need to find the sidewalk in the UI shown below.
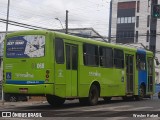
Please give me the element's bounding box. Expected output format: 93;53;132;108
0;100;47;108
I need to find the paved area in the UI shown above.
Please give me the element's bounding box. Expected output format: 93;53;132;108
0;100;47;108
0;93;159;108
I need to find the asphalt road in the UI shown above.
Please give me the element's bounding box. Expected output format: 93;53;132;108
0;96;160;120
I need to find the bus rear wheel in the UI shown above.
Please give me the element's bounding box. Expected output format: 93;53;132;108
88;85;99;106
46;95;65;107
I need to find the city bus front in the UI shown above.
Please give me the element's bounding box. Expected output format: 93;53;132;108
3;31;54;96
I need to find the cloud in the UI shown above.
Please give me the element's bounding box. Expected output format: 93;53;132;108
0;0;110;36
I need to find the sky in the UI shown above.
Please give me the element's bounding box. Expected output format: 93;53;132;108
0;0;111;36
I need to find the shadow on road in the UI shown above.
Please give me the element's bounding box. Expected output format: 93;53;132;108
12;98;151;111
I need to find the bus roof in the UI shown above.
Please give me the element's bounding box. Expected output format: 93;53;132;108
6;30;153;55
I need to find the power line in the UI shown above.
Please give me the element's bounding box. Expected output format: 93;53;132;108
0;18;51;30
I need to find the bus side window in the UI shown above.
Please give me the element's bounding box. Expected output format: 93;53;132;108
83;44;99;66
99;47;105;67
136;54;146;70
55;38;64;64
114;49;124;68
99;46;113;68
148;58;153;74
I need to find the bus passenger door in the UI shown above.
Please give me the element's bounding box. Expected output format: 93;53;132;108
125;54;134;94
65;44;78;97
147;58;154;93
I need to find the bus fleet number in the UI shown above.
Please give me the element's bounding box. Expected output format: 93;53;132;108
37;63;44;69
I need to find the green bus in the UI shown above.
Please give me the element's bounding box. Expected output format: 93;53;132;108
3;30;155;106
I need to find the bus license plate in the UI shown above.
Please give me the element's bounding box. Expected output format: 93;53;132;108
19;88;28;93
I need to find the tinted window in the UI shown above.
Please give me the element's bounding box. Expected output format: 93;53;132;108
83;44;99;66
137;1;140;13
114;49;124;68
66;45;70;69
136;53;146;70
136;31;138;42
136;16;139;28
72;46;78;70
55;38;64;64
148;58;153;74
146;30;149;42
99;47;113;68
147;15;150;27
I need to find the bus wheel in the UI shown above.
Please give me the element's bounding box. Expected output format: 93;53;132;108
103;97;111;103
135;85;145;100
88;85;99;106
46;95;65;107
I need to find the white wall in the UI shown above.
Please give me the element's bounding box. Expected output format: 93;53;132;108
135;0;150;46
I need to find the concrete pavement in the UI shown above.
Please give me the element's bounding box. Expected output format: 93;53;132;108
0;94;158;108
0;100;47;108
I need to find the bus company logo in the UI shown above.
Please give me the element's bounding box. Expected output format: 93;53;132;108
15;72;34;78
36;63;44;69
2;112;11;117
89;71;101;77
58;69;63;77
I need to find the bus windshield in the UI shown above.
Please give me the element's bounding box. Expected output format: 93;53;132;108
6;35;45;58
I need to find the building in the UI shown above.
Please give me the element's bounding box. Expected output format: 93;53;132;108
110;0;160;83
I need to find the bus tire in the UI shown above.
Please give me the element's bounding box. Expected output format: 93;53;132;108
46;95;65;107
135;85;145;100
88;84;99;106
103;97;111;103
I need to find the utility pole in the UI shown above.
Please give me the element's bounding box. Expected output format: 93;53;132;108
65;10;69;34
2;0;10;105
6;0;10;34
108;0;112;43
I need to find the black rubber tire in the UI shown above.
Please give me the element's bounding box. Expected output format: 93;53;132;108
46;95;65;107
88;85;99;106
